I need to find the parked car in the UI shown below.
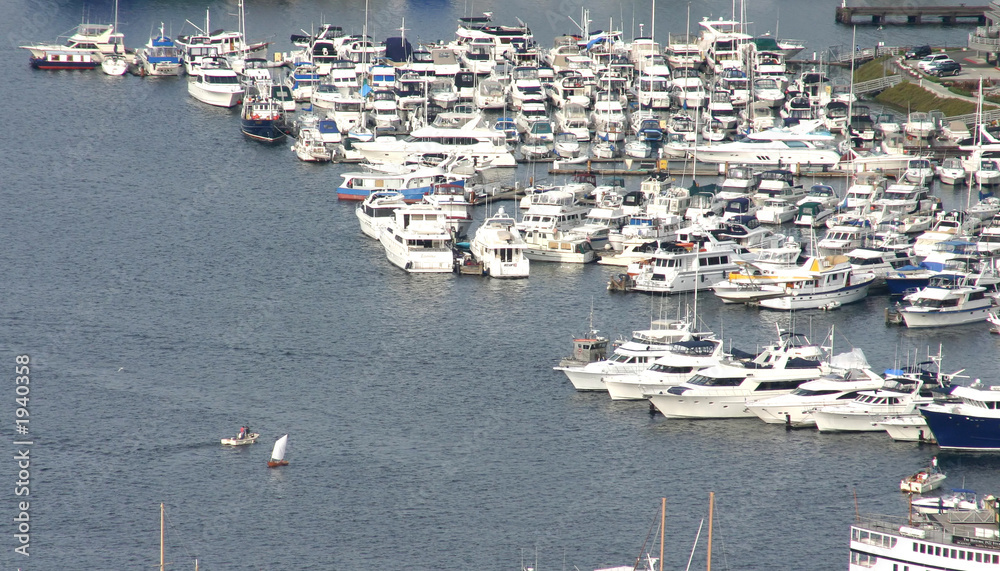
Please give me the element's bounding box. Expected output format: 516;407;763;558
926;60;962;77
905;45;932;60
916;54;953;72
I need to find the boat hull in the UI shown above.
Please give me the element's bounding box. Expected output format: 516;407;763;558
188;83;244;108
221;433;260;446
647;392;763;419
757;280;872;310
267;460;289;468
30;56;97;70
241;119;288;144
920;408;1000;451
900;306;992;328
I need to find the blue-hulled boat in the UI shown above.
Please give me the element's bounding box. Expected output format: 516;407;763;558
920;384;1000;451
240;91;289;143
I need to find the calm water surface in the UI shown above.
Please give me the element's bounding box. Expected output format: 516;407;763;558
1;1;998;569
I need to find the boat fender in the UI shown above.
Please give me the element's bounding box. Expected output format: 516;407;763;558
405;261;412;270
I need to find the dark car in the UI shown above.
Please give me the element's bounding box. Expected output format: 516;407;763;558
927;60;962;77
905;45;932;59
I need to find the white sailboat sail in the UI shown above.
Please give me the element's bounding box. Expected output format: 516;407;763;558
270;434;288;461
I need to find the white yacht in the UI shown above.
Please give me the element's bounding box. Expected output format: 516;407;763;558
812;373;942;433
631;227;744;294
898;277;994;328
646;330;826;419
356;191;406;239
693;120;841;167
553;319;703;391
746;351;884;427
137;24;183;77
469;207;530;278
354;115;517;169
755;256;876;311
604;339;725;401
187;61;245;108
378;204;455;273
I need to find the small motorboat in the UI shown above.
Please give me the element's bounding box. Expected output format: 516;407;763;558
221;426;259;446
819;301;842;311
900;457;946;494
267;434;289;467
989;310;1000;334
911;489;980;514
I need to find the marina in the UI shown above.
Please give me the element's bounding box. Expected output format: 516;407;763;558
10;0;1000;569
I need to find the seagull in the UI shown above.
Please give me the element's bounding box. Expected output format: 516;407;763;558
117;367;124;372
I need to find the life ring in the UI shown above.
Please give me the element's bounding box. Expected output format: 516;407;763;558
252;113;260;120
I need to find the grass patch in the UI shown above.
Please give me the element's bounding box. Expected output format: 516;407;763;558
852;56;898;83
873;81;985;115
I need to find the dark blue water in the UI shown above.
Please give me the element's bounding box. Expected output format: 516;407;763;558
2;1;999;569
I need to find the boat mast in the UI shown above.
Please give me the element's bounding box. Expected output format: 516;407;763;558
659;497;666;571
160;502;165;571
707;491;714;571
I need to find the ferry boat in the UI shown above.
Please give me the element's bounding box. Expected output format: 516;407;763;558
378;204;455;273
920;384;1000;450
849;505;1000;570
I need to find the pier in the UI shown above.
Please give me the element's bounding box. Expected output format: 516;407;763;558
835;4;987;25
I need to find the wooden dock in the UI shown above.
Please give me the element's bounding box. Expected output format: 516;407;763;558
835;4;987;25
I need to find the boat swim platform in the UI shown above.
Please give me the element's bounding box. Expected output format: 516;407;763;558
835;4;988;25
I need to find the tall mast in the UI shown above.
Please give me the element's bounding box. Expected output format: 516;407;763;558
707;492;714;571
160;502;165;571
659;497;666;571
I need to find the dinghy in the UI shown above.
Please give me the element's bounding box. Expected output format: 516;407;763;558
267;434;289;467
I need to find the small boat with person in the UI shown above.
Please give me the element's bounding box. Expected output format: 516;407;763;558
900;457;946;494
221;425;259;446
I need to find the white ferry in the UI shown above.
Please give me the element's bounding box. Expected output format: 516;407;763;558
850;506;1000;570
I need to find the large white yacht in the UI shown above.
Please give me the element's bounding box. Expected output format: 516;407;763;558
553;319;703;391
356;191;406;239
604;338;726;401
631;226;745;294
469;207;530;278
812;373;942;433
745;350;884;427
693;120;842;167
645;330;826;419
187;61;246;108
378;204;455;273
354;115;517;168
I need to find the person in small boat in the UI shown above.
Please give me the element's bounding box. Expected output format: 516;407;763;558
238;426;246;439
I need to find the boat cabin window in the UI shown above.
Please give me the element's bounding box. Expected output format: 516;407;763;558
688;375;744;387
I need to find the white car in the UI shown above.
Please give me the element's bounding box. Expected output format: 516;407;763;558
916;53;953;72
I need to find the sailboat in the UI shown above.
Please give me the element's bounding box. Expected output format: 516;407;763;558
267;434;289;467
100;0;129;75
